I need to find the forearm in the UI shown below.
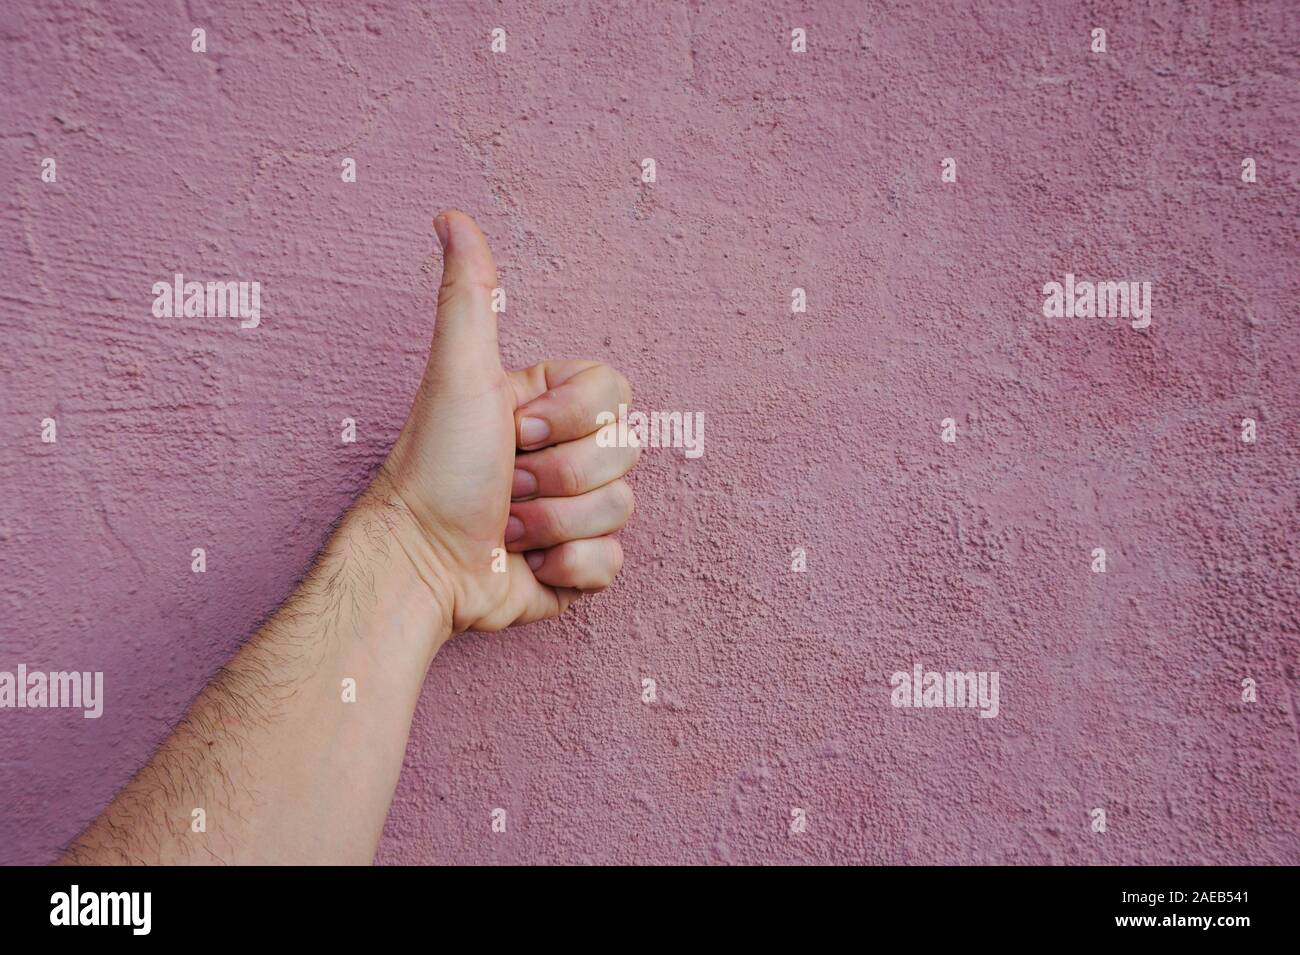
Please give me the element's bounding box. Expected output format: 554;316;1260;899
60;492;451;865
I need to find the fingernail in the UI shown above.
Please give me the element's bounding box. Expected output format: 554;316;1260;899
525;550;545;571
519;417;550;446
433;214;450;250
505;515;525;543
511;468;538;498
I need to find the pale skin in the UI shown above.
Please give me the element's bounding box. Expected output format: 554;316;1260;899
60;210;639;865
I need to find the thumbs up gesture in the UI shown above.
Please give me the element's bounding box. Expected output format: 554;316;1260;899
373;211;639;635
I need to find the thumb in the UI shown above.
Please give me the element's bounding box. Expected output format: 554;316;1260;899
427;209;502;383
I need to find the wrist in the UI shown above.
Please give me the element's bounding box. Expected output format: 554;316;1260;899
343;480;457;662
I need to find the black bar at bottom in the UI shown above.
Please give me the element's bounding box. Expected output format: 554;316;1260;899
0;865;1285;940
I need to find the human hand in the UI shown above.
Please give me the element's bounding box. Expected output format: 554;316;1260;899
371;210;638;639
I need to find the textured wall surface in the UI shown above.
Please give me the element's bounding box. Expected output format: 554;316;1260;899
2;0;1298;865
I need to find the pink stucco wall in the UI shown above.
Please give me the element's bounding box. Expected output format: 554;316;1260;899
2;0;1298;865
